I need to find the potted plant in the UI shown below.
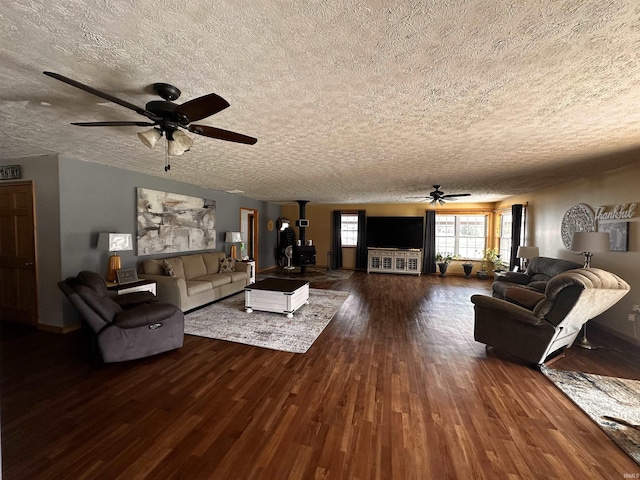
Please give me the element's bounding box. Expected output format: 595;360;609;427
477;248;506;279
477;257;489;279
476;249;493;279
485;248;507;274
435;252;452;276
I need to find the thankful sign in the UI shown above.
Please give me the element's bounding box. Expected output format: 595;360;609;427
595;203;637;221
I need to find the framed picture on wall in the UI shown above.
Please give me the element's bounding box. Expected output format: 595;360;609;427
597;221;629;252
136;187;217;255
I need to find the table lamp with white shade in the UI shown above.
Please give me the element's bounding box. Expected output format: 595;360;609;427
97;233;133;282
225;231;242;259
571;231;610;268
570;230;610;349
516;246;539;270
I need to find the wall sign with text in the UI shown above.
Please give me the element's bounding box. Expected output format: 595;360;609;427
0;164;22;180
595;203;637;221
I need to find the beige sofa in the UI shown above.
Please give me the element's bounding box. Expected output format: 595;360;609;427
138;252;250;312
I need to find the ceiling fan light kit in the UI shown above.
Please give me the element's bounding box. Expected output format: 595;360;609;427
43;71;257;170
137;128;162;149
167;129;193;156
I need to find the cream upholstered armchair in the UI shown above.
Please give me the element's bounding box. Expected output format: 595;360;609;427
471;268;630;365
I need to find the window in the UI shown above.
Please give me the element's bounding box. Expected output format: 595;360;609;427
499;213;513;263
435;214;486;259
341;213;358;247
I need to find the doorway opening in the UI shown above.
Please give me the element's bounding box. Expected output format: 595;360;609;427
240;208;258;268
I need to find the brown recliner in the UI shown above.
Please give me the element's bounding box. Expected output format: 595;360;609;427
472;268;630;365
492;256;583;299
59;271;184;363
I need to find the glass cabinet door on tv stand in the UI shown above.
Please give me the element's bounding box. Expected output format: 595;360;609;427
367;248;422;275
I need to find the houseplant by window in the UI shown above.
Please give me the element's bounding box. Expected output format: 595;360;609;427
477;248;506;279
435;252;452;276
486;248;507;273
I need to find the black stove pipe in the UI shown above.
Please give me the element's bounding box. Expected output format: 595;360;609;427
297;200;308;244
297;200;309;273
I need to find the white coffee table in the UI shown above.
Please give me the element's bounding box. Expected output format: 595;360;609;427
244;279;310;318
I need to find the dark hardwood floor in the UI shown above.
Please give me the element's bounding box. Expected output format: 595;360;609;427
2;272;639;479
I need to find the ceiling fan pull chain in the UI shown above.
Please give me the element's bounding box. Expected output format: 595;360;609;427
164;138;171;172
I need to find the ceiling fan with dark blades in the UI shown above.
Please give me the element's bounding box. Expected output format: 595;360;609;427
407;185;471;205
43;71;257;171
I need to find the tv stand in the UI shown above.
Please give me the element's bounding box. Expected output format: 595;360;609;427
367;248;422;275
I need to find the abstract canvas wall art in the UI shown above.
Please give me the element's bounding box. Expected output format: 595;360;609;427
597;221;629;252
137;188;216;255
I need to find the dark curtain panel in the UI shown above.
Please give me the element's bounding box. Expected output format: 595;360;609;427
355;210;367;270
510;204;524;270
423;210;437;274
332;210;343;269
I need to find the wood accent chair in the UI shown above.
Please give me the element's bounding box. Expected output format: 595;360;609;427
472;268;630;365
59;271;184;363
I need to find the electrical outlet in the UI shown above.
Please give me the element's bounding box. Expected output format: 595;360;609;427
628;314;637;322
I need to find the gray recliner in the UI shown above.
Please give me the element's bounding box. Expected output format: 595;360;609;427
472;268;630;365
59;271;184;363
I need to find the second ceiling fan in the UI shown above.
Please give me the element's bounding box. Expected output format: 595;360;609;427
408;185;471;205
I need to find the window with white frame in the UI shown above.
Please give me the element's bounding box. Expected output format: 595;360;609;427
341;213;358;247
499;212;513;263
435;214;487;259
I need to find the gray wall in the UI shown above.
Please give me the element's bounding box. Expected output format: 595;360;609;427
2;155;280;329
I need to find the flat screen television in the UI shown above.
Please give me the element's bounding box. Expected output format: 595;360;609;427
366;216;424;249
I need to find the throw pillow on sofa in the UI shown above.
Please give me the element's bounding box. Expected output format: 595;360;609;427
220;257;236;273
162;260;176;277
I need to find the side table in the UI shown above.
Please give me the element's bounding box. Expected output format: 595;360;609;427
240;260;256;284
107;279;157;296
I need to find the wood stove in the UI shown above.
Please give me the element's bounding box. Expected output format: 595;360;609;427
294;245;316;266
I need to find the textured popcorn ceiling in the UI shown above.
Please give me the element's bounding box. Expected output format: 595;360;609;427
1;1;640;204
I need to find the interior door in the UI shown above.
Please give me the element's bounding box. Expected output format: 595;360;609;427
240;208;258;268
0;181;38;326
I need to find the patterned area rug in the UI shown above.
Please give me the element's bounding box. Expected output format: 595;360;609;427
184;289;350;353
542;367;640;466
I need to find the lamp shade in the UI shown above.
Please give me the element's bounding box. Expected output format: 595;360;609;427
516;246;539;259
97;233;133;253
225;231;242;243
571;231;610;253
137;128;162;149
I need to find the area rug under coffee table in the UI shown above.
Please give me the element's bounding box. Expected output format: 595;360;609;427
184;289;350;353
542;367;640;466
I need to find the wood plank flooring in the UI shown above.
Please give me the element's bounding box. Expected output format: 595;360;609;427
1;272;639;479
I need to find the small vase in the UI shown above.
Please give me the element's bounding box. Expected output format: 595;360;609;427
437;262;448;276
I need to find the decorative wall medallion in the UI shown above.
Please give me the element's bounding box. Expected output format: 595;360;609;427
561;203;595;250
267;220;274;232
